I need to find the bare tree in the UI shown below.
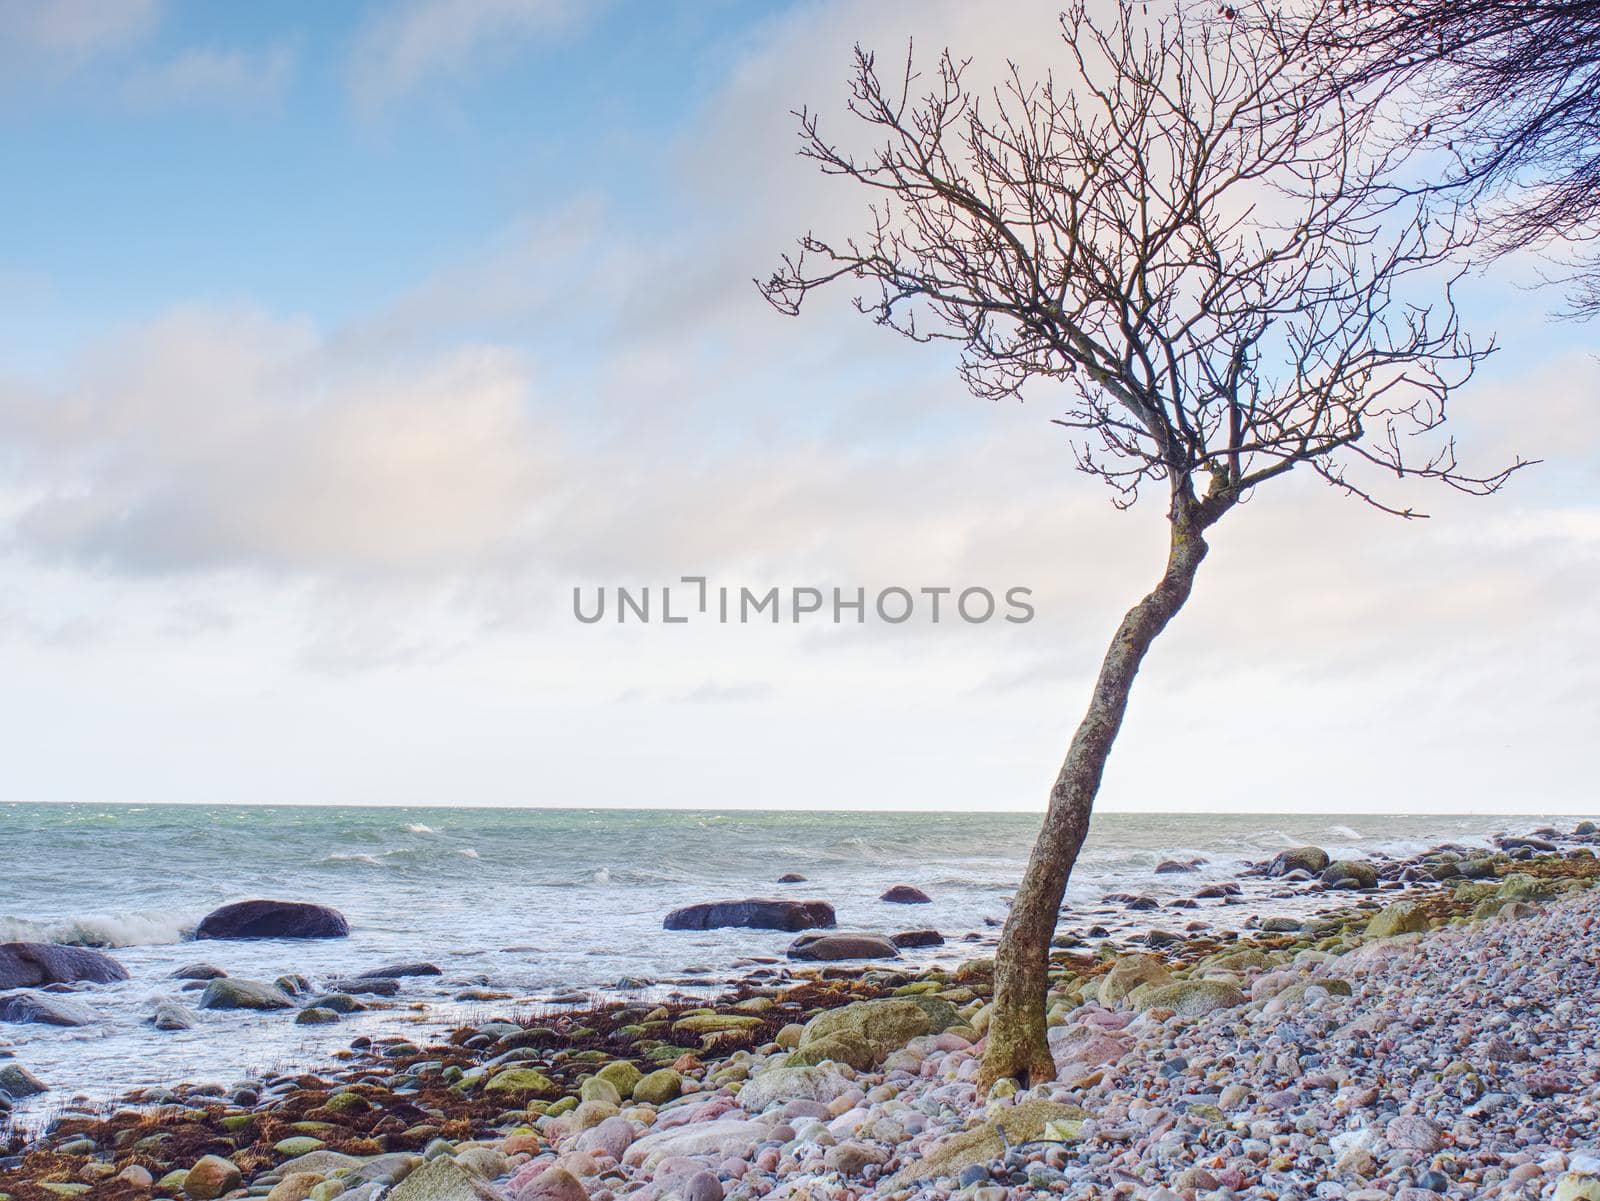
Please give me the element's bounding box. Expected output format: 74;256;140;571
1312;0;1600;316
760;0;1527;1085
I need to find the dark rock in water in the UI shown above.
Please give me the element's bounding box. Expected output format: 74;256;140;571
1144;929;1183;949
664;898;836;932
890;929;944;948
1154;859;1199;874
1281;869;1314;882
776;873;808;884
1267;846;1330;877
357;962;442;979
304;993;368;1013
170;963;226;981
0;992;97;1027
1498;835;1556;852
1087;925;1110;937
1260;916;1303;933
1194;883;1241;899
275;974;310;996
880;885;932;904
1576;820;1597;836
197;978;295;1010
787;932;900;961
151;1000;198;1031
0;942;128;989
324;977;400;996
0;1063;48;1098
195;900;349;940
1167;899;1199;909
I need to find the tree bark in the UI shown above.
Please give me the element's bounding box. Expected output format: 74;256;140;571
979;514;1213;1087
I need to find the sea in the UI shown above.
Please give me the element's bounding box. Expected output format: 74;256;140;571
0;804;1574;1122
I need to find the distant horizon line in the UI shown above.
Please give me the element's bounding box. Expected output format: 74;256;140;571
1;799;1592;818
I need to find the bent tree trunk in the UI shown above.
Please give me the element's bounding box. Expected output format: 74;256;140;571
980;516;1212;1087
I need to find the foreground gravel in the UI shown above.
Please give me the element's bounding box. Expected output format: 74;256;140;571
496;886;1600;1201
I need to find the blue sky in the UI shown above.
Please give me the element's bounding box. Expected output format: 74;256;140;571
1;0;1598;812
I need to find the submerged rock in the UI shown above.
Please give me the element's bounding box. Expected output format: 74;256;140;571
151;1000;199;1031
356;962;441;979
663;898;835;932
0;1063;48;1098
891;929;944;948
197;978;295;1011
786;931;900;961
0;992;97;1027
880;884;932;903
194;900;349;940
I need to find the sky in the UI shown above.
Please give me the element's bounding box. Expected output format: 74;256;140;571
1;0;1598;814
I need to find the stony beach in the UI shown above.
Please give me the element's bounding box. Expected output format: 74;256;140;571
3;824;1599;1201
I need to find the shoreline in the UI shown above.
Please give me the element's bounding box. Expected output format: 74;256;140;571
3;824;1597;1200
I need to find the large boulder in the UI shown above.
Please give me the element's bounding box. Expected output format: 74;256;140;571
789;997;957;1070
1266;847;1330;877
387;1156;505;1201
0;942;128;989
623;1119;771;1166
1133;979;1247;1017
1097;954;1171;1007
0;992;97;1026
195;900;349;940
891;1099;1089;1185
786;932;900;961
197;978;295;1011
1321;860;1379;889
662;898;835;932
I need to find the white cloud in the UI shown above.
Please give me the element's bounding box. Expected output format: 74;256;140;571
0;0;159;61
347;0;598;112
121;44;297;111
0;309;550;578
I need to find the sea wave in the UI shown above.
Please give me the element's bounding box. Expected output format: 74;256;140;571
404;823;438;834
0;909;198;947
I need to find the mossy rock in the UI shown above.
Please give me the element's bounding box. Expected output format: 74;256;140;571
1098;954;1171;1006
1366;901;1430;938
1134;980;1246;1017
890;1099;1089;1185
577;1077;620;1106
671;1014;763;1035
792;997;957;1071
274;1137;326;1156
1320;860;1378;889
483;1068;558;1098
594;1060;642;1097
631;1068;682;1105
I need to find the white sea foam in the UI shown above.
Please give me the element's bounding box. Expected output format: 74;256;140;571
0;909;197;947
404;823;437;834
